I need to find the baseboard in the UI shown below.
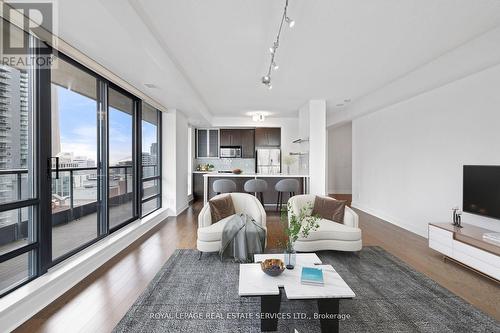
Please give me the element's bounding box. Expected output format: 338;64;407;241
351;201;427;238
0;208;170;332
328;189;353;195
176;203;189;215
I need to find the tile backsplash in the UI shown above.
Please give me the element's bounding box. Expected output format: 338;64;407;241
195;158;255;173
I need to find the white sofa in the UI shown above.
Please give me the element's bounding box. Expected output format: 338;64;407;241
289;194;362;252
197;193;267;253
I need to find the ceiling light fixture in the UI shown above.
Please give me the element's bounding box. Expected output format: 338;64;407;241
252;113;266;122
261;0;294;89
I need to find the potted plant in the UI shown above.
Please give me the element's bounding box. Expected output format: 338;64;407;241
279;202;320;269
282;155;297;174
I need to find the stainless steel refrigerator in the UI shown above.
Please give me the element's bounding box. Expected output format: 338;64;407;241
256;148;281;174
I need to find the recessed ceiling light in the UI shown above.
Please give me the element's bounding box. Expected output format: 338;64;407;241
144;83;158;89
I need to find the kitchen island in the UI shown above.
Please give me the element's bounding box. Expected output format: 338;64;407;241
203;173;310;206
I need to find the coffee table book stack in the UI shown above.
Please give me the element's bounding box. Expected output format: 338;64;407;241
239;253;355;333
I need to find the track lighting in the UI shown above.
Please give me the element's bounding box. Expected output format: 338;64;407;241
260;0;294;89
261;75;271;85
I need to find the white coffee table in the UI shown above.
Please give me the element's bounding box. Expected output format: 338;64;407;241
239;253;355;332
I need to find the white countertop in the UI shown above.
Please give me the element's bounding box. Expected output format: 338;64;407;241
203;173;309;178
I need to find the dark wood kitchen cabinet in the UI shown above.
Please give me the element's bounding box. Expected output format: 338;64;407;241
193;173;205;200
241;129;255;158
220;129;242;147
220;129;255;158
255;127;281;147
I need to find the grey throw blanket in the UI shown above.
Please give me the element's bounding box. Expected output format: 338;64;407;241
219;213;266;262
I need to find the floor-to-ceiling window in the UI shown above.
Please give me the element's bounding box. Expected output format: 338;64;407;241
50;56;100;260
0;19;37;296
108;87;137;229
141;103;161;217
0;19;163;296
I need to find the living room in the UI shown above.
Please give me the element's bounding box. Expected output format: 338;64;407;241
0;1;499;332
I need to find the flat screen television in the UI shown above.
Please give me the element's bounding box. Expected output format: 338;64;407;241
463;165;500;220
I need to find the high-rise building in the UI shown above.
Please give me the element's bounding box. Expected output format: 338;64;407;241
0;65;30;227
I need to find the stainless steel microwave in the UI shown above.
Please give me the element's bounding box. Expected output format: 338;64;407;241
220;146;242;158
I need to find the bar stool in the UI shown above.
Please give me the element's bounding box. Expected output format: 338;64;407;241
213;179;237;195
275;179;300;211
244;179;268;204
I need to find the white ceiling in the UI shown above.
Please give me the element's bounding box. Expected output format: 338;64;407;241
57;0;500;122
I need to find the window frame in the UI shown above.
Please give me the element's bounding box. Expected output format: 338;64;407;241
107;82;140;232
47;52;105;267
139;102;162;218
0;28;41;297
0;29;163;297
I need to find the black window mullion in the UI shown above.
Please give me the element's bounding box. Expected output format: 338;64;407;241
135;100;142;218
37;41;52;275
141;175;161;182
141;193;161;204
0;243;38;263
97;79;109;236
0;198;39;212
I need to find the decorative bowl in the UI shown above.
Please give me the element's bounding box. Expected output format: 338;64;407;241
260;259;285;276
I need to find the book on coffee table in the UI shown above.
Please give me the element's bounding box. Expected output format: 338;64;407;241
301;267;324;286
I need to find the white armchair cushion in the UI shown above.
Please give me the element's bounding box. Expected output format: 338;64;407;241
297;219;361;242
288;194;362;252
197;215;233;242
197;193;267;253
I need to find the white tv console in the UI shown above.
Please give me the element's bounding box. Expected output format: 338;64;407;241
428;223;500;281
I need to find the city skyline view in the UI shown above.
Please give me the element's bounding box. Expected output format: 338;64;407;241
56;86;158;166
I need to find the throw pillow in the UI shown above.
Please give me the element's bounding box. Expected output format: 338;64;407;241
209;194;236;223
311;196;346;223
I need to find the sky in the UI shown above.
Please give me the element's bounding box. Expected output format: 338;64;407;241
57;87;157;165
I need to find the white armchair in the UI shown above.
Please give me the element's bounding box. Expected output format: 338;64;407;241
197;193;267;254
289;194;362;252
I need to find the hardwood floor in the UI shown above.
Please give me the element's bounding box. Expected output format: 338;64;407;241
14;199;500;333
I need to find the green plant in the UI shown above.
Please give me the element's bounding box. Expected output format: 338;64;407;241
279;202;320;251
283;155;297;166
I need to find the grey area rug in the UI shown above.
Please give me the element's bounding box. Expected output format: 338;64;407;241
113;247;500;333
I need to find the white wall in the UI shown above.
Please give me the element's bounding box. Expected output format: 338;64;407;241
306;100;327;195
328;123;352;194
162;110;189;215
352;64;500;237
176;113;189;212
211;116;301;174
